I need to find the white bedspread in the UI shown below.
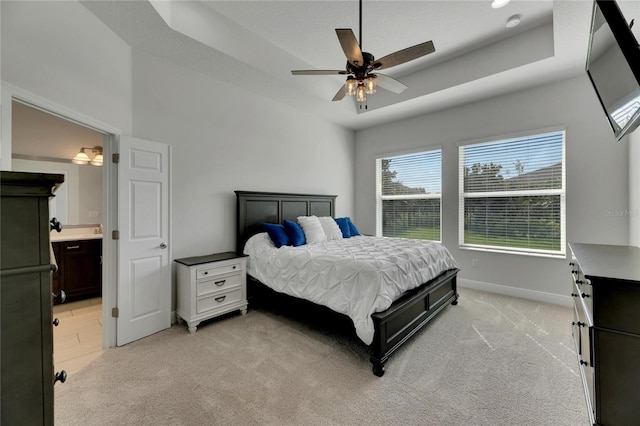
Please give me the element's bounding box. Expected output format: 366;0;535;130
243;233;458;345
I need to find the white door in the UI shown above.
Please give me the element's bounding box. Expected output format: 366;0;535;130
117;136;171;346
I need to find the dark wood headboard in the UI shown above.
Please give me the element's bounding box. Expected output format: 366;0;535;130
235;191;337;254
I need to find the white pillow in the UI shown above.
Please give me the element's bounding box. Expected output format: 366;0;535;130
243;232;274;255
318;216;343;240
297;215;327;244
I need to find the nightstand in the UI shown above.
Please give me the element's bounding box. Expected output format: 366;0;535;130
174;252;248;333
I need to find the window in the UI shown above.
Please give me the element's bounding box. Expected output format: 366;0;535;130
376;149;442;241
458;130;566;256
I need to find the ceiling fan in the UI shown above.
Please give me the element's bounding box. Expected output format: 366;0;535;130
291;0;436;109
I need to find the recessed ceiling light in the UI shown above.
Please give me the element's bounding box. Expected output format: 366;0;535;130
491;0;511;9
506;14;521;28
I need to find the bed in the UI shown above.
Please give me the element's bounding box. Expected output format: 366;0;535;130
235;190;460;376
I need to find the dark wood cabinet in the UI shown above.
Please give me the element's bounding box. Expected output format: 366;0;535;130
569;242;640;426
1;171;65;426
52;238;102;302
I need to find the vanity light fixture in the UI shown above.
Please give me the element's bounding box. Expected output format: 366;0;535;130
72;146;103;166
71;148;91;165
90;151;103;166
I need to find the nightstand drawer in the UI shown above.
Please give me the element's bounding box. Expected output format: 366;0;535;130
197;262;241;279
197;288;243;314
197;272;241;296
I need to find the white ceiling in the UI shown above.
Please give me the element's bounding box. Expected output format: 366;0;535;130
13;0;602;159
80;0;597;130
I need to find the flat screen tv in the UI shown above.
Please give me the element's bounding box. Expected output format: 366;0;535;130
586;0;640;140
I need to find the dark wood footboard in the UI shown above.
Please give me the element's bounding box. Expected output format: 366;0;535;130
246;268;459;377
369;268;459;376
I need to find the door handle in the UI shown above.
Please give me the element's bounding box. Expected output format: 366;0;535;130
159;242;167;249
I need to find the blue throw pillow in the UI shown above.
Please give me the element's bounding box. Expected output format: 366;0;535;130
334;217;351;238
283;219;306;246
347;217;361;236
262;223;290;248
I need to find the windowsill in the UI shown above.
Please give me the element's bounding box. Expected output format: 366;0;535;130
458;245;566;259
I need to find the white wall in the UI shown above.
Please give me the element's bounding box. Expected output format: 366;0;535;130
355;75;629;302
0;1;132;136
1;0;355;281
131;51;355;259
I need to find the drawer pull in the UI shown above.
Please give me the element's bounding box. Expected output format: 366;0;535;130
580;360;589;367
581;293;590;299
52;290;66;305
576;280;584;285
203;271;208;275
50;217;62;233
571;293;579;298
214;280;226;286
66;245;80;250
232;265;236;269
571;270;579;275
53;318;60;327
215;296;226;303
569;262;575;267
54;370;67;384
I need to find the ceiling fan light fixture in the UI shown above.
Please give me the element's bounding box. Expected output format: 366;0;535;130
364;75;376;95
491;0;511;9
345;77;357;96
356;84;366;103
290;0;435;109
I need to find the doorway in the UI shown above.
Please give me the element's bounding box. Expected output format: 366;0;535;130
9;98;115;373
5;89;172;354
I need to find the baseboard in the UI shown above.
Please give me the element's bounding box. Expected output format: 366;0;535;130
458;278;572;307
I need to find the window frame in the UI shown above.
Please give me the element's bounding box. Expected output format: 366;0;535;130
375;147;443;242
457;129;567;258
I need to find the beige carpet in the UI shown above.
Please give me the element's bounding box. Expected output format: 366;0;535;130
54;288;589;425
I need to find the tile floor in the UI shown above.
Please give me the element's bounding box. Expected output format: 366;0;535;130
53;297;104;376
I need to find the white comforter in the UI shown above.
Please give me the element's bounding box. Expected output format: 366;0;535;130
243;233;458;345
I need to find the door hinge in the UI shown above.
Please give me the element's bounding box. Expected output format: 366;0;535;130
112;153;120;163
112;230;120;240
112;307;119;318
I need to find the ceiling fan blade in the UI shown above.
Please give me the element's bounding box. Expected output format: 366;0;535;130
374;40;435;70
375;73;408;94
336;29;364;67
292;70;347;75
332;84;346;101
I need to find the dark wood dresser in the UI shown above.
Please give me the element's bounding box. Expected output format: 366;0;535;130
1;171;66;425
569;242;640;425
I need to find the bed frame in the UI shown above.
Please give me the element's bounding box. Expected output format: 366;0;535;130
235;190;459;376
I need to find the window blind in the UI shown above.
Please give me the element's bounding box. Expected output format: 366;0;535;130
458;131;566;256
376;149;442;241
